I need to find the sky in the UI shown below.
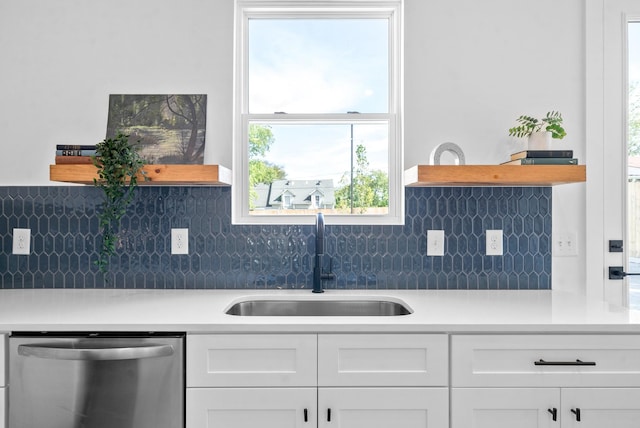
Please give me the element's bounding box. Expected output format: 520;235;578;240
248;18;390;184
631;22;640;83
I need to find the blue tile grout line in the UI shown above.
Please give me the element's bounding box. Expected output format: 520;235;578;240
0;186;551;289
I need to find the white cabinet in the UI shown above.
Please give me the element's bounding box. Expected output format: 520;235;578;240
452;388;559;428
319;387;448;428
0;334;5;428
186;388;316;428
561;388;640;428
318;334;448;387
451;335;640;427
187;333;449;428
453;387;640;428
187;334;317;387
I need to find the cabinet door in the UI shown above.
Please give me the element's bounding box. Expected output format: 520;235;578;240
0;388;4;428
451;388;559;428
562;388;640;428
187;388;316;428
318;334;448;387
318;387;448;428
0;334;5;387
187;334;317;387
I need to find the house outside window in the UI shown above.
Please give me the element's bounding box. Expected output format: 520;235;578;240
233;0;403;225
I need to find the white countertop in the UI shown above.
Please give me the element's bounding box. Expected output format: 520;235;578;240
1;289;639;333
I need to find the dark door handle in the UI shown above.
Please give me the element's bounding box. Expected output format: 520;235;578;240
548;408;558;421
571;408;581;422
609;266;640;279
534;359;596;366
304;408;308;422
327;408;332;422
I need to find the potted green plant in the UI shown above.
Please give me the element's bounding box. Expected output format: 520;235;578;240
92;133;147;274
508;111;567;150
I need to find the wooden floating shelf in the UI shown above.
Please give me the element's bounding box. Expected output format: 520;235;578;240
405;165;586;186
50;164;232;185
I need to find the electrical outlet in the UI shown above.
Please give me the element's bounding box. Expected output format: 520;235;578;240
554;231;578;257
171;228;189;255
427;230;445;256
12;228;31;255
486;230;503;256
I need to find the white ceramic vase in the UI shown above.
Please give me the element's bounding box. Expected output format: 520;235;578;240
527;131;551;150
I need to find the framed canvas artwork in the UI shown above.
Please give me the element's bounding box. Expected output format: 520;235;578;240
106;94;207;164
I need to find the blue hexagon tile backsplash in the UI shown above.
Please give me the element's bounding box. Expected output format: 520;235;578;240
0;186;551;289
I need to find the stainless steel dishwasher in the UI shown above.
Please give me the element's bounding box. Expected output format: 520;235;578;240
9;332;184;428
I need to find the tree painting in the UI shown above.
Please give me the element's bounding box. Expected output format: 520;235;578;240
106;94;207;164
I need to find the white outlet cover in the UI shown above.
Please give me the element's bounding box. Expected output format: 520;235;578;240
171;228;189;255
12;228;31;255
486;230;503;256
427;230;445;256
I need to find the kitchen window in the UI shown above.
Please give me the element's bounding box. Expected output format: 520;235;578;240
233;0;403;225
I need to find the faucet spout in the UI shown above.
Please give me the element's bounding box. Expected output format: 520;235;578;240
316;212;325;256
313;213;333;293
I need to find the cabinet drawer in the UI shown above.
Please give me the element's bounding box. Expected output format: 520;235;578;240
318;334;448;386
452;334;640;387
187;334;317;387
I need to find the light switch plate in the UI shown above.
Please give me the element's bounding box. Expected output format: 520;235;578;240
171;228;189;255
12;228;31;255
555;231;578;256
486;230;503;256
427;230;445;256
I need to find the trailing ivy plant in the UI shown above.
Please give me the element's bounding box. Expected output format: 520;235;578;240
508;111;567;140
92;133;147;274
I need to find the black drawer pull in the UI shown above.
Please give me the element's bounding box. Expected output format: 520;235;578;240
571;408;581;422
327;408;332;422
304;408;308;422
548;408;558;421
534;359;596;366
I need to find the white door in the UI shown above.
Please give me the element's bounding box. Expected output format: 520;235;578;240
186;388;317;428
318;388;448;428
451;388;559;428
587;0;640;307
562;388;640;428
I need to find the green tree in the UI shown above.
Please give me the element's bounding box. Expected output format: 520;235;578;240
248;124;286;209
335;144;389;213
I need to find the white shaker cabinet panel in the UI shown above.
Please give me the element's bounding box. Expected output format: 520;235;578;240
318;387;448;428
561;388;640;428
187;387;316;428
1;334;5;428
318;334;448;387
452;388;560;428
0;334;5;387
187;334;317;387
451;334;640;387
0;388;4;428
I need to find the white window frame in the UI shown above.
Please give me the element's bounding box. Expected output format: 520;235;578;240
232;0;404;225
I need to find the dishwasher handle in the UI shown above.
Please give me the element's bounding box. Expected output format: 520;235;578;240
18;343;174;361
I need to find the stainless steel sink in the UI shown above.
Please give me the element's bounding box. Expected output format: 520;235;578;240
225;299;412;316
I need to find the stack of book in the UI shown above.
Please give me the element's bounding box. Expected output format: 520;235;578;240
54;145;98;164
501;149;578;165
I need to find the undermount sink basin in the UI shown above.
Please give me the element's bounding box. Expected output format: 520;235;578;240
225;298;412;316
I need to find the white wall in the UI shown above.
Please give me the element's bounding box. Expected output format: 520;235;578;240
0;0;586;290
